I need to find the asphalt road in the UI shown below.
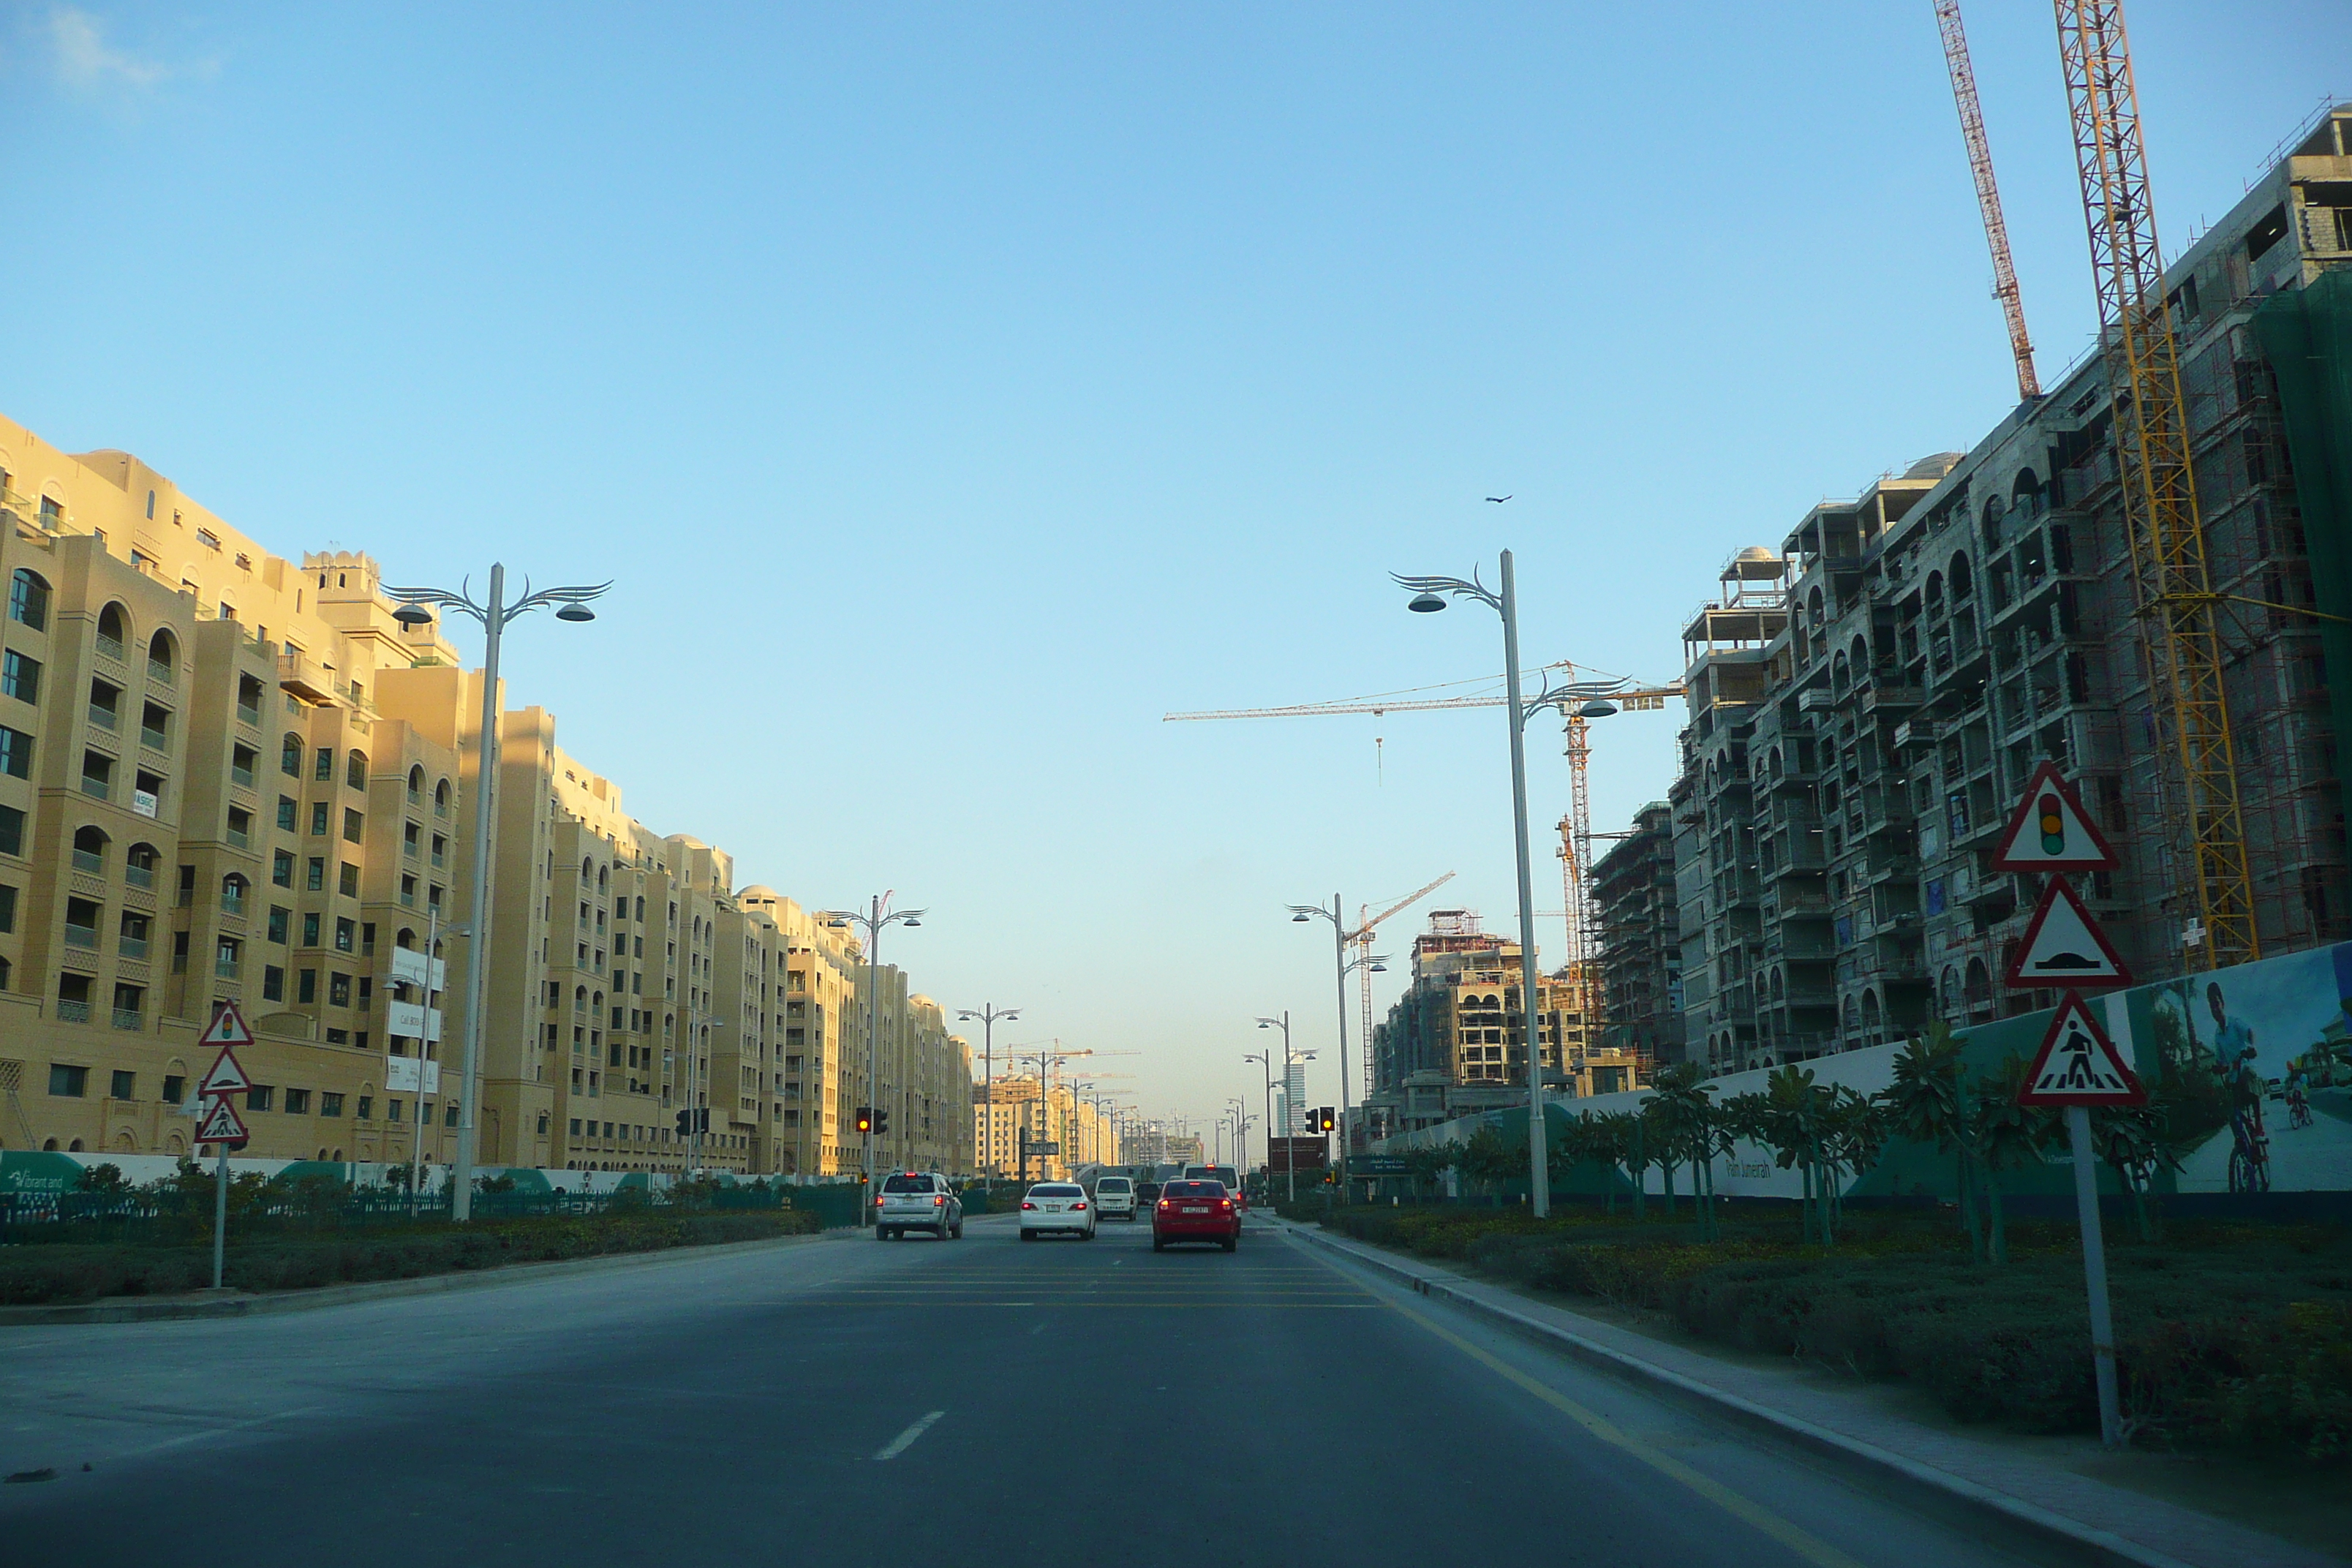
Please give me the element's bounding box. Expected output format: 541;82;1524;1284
0;1214;2048;1568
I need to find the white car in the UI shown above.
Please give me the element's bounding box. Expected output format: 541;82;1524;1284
875;1171;963;1240
1019;1181;1096;1240
1091;1175;1137;1221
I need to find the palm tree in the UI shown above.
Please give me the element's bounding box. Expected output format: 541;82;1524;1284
1647;1063;1722;1238
1877;1025;1976;1254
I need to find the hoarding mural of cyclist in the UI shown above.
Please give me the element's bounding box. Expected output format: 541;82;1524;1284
2142;942;2352;1193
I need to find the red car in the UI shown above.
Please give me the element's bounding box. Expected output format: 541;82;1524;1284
1152;1179;1240;1252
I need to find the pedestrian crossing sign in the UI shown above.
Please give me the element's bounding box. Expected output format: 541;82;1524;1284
2019;992;2146;1106
195;1095;252;1147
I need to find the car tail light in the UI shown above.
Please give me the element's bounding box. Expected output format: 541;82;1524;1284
1022;1201;1036;1210
932;1196;945;1207
1218;1199;1233;1212
1157;1199;1172;1209
1072;1202;1087;1211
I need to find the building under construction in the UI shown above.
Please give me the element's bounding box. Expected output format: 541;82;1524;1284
1657;105;2352;1073
1591;802;1684;1066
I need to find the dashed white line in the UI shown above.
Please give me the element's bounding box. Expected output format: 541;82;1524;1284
872;1410;946;1461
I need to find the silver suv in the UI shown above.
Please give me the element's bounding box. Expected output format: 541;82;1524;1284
875;1171;964;1240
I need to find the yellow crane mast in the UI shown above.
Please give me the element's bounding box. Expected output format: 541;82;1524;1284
2051;0;2258;965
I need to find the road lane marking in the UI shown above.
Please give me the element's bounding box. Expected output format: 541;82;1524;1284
873;1411;946;1461
1383;1299;1863;1568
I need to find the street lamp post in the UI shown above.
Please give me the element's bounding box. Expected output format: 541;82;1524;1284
1395;553;1623;1219
1243;1049;1274;1196
388;567;608;1223
819;897;926;1226
957;1003;1019;1177
1290;900;1388;1198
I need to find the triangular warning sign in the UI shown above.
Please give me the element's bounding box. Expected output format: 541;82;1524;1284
195;1096;250;1147
2008;875;2133;990
200;999;256;1048
197;1047;251;1099
1991;761;2120;873
2019;992;2146;1105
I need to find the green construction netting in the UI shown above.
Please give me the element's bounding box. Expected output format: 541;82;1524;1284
2253;266;2352;759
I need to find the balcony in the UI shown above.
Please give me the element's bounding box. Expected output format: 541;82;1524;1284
125;862;155;890
277;649;336;705
147;657;173;688
140;724;168;753
71;848;103;875
88;703;118;733
112;1007;143;1030
94;632;127;664
118;935;149;961
64;924;100;951
56;1000;93;1024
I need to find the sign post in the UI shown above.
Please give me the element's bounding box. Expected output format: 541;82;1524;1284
1995;766;2137;1447
195;1001;257;1290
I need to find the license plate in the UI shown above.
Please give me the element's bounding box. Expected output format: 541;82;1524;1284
1046;1203;1065;1212
1183;1205;1209;1214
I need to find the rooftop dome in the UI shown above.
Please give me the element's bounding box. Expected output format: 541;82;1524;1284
739;885;781;902
1903;452;1965;480
1725;545;1784;581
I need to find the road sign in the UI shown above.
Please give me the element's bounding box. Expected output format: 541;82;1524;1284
2007;875;2133;990
199;998;257;1048
1351;1155;1411;1177
1990;762;2119;873
196;1046;252;1100
195;1096;250;1147
2019;992;2147;1106
1020;1141;1060;1156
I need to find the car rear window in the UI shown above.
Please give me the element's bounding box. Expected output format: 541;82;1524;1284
882;1174;936;1194
1030;1184;1083;1197
1162;1180;1226;1198
1096;1178;1131;1191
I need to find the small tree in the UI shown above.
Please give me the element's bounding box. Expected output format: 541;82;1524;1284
74;1162;132;1194
1461;1123;1522;1197
1962;1055;2059;1264
1877;1025;1978;1252
1646;1063;1722;1239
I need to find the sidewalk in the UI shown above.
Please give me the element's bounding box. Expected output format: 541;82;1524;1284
0;1228;848;1326
1280;1218;2341;1568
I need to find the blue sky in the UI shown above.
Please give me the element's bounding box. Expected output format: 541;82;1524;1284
4;2;2345;1139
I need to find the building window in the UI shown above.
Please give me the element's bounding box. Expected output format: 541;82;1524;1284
274;850;295;888
110;1070;135;1099
264;965;286;1001
80;750;112;799
1;649;40;704
342;808;363;843
314;746;333;782
162;1074;185;1104
8;570;50;630
330;972;352;1007
216;937;241;979
284;1089;311;1115
303;912;321;947
321;1093;344;1117
334;916;355;953
0;883;13;932
282;734;304;777
0;804;21;855
310;801;329;835
278;796;298;832
306;856;326;892
268;905;290;944
339;863;359;897
0;726;34;780
248;1085;274;1112
48;1063;87;1097
298;968;318;1003
356;1096;372;1121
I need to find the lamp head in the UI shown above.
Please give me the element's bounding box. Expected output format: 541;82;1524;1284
1292;912;1310;922
1371;961;1388;973
554;603;597;623
900;917;921;929
393;602;434;628
1577;698;1618;719
1407;592;1448;614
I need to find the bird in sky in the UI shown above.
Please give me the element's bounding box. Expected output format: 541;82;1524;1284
1485;494;1512;503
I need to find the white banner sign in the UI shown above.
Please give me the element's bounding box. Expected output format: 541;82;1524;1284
388;949;447;990
383;1056;442;1095
385;1000;443;1043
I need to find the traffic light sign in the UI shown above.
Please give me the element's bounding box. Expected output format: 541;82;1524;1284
676;1109;691;1137
854;1107;872;1134
875;1107;891;1135
1315;1107;1336;1134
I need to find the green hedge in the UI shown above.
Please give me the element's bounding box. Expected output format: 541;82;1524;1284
0;1208;821;1307
1323;1206;2352;1461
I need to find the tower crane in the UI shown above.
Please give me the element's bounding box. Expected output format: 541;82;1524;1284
1343;871;1457;1081
1166;671;1682;1005
1935;0;2040;400
2050;0;2256;966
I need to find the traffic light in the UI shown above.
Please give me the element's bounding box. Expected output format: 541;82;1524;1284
875;1107;892;1136
854;1107;872;1134
1316;1106;1337;1134
676;1109;692;1137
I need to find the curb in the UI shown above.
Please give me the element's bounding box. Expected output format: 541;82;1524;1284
1279;1219;2201;1568
0;1228;848;1327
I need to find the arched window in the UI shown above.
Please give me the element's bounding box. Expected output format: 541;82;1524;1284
147;630;176;684
0;955;12;991
95;603;128;657
222;874;249;914
1940;966;1960;1011
1924;571;1945;614
581;856;594;881
574;986;588;1011
8;569;50;631
434;779;451;816
282;734;304;777
1964;958;1993;1009
125;843;159;889
1981;494;2007;550
396;927;416;949
1949;552;1975;601
1831;650;1850;693
1861;990;1882;1037
407;765;423;802
1850;636;1870;678
597;866;608;893
346;750;368;791
72;824;109;874
1841;995;1861;1036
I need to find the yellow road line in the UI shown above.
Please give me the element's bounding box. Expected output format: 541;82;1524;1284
1382;1298;1863;1568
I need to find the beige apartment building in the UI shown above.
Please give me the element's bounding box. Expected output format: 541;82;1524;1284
0;413;973;1180
973;1074;1117;1182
